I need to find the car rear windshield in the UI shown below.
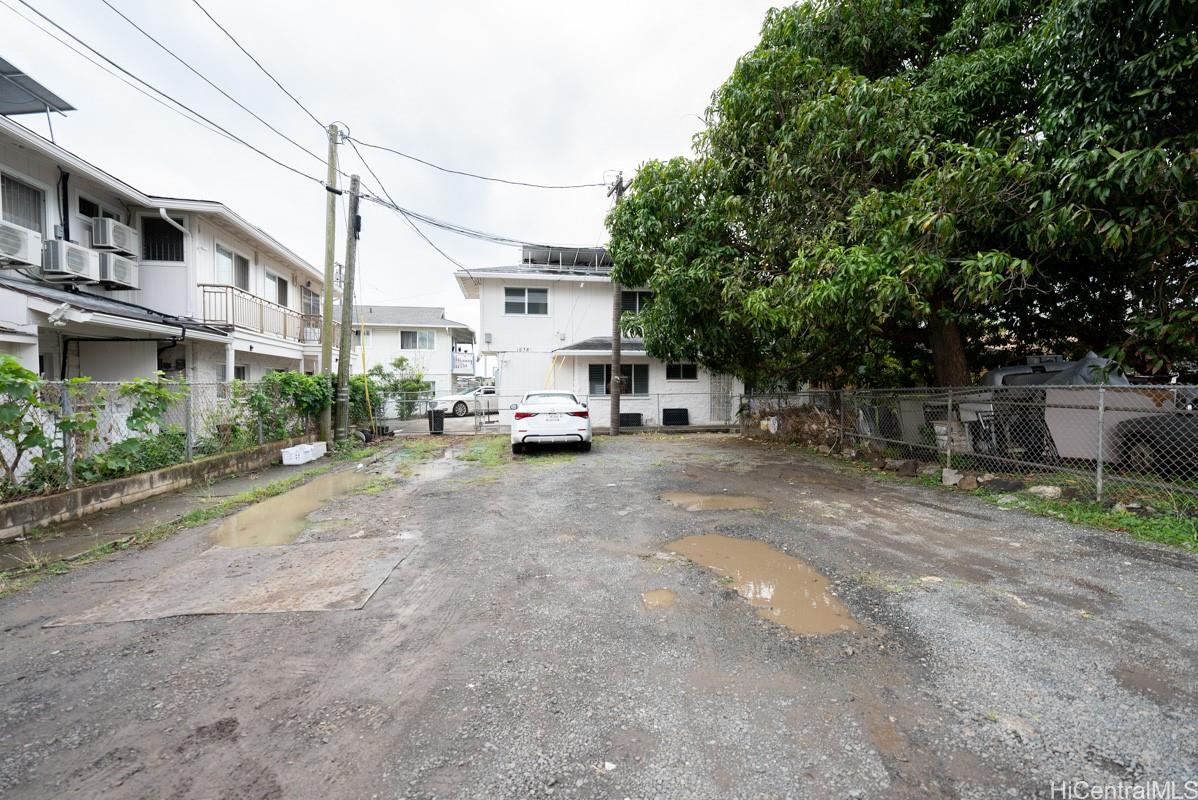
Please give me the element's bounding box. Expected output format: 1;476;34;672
523;393;577;405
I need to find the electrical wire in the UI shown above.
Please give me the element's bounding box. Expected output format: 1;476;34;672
345;135;606;190
188;0;325;131
0;0;242;146
345;137;476;279
97;0;326;165
10;0;324;187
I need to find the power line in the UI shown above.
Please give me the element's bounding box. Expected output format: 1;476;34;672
98;0;325;165
10;0;324;187
345;135;607;190
345;136;475;279
0;0;240;146
187;0;325;130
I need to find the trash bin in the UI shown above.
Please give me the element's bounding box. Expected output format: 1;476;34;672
427;408;445;434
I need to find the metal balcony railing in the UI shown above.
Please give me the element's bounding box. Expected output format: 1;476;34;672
200;284;340;345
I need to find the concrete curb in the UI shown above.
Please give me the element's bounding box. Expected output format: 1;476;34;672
0;435;315;541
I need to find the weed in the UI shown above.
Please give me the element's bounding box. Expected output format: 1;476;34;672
461;437;508;467
356;475;397;495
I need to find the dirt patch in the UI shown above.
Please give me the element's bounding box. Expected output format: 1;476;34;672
659;492;766;511
667;533;860;635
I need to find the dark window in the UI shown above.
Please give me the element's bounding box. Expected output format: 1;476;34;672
588;363;648;395
233;365;248;381
1;174;44;235
142;216;185;262
620;290;652;314
237;256;251;292
666;363;698;380
505;287;548;315
78;197;99;219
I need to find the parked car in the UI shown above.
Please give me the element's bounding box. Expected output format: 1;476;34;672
510;391;593;454
1114;388;1198;478
435;386;497;417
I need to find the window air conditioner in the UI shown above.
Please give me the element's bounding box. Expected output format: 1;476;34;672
0;220;43;268
98;252;139;289
90;217;139;257
40;240;100;283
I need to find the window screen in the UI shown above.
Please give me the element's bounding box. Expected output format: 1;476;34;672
78;197;100;219
1;174;44;235
589;364;648;395
620;290;652;314
236;256;251;292
142;216;185;262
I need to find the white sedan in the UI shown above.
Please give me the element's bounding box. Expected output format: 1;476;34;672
510;391;592;454
435;386;497;417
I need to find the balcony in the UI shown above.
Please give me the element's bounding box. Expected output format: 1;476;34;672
200;284;339;344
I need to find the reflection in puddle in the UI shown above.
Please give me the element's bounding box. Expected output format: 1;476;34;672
211;470;369;548
642;588;678;610
667;533;859;635
660;492;766;511
0;531;130;572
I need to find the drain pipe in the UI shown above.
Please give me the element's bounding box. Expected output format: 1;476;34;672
158;209;190;238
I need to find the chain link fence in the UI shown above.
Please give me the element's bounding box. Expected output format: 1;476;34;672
1;380;317;502
744;386;1198;511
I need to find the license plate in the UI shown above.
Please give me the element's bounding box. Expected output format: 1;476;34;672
544;414;560;422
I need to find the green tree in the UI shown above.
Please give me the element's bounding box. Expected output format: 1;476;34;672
0;356;56;488
608;0;1197;386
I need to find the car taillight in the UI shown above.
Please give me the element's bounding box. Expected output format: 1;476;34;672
514;411;537;420
568;410;589;418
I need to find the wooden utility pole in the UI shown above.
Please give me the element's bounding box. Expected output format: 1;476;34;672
608;172;626;436
334;174;361;441
319;123;339;443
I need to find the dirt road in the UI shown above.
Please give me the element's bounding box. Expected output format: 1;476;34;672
2;434;1195;799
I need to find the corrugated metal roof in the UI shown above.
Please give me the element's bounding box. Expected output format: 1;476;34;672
556;336;646;353
0;274;228;336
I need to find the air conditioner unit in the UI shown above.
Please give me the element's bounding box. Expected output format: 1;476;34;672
98;252;139;289
0;220;43;268
40;240;99;283
90;217;139;257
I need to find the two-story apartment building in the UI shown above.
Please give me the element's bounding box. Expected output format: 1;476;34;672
0;105;336;383
335;304;475;395
455;245;742;427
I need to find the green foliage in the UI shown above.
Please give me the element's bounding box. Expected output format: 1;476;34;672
608;0;1198;386
358;358;432;423
0;356;56;491
247;371;332;441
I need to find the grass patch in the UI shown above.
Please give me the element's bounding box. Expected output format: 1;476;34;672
397;438;451;461
0;464;331;599
355;475;398;495
461;437;508;467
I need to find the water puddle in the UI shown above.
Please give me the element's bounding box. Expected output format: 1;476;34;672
641;588;678;610
667;533;859;635
211;469;369;548
660;492;766;511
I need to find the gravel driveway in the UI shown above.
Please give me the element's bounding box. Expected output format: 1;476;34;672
1;433;1195;799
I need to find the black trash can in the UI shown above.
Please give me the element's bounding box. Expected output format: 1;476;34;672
427;408;445;434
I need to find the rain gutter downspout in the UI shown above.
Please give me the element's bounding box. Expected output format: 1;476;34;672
158;208;190;238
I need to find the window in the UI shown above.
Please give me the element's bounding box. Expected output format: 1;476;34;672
266;272;288;306
233;365;248;381
588;363;649;396
353;328;372;347
77;197;119;221
400;329;435;350
620;290;653;314
142;216;185;262
1;174;45;235
504;286;548;315
666;363;698;380
301;286;320;316
216;245;251;291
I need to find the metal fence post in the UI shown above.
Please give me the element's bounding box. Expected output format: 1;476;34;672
184;389;194;461
945;387;953;469
1095;386;1106;502
60;384;74;489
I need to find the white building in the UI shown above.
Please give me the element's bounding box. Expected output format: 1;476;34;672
0;70;337;383
335;304;475;396
455;246;742;427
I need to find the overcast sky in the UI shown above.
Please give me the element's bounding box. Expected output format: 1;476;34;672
2;0;778;331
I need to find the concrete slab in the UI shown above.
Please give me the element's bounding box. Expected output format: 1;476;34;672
47;539;415;626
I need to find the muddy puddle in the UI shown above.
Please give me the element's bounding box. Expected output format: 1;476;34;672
211;469;369;548
667;533;859;635
642;589;678;610
660;492;766;512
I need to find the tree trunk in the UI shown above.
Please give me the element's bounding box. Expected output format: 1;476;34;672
927;314;969;386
